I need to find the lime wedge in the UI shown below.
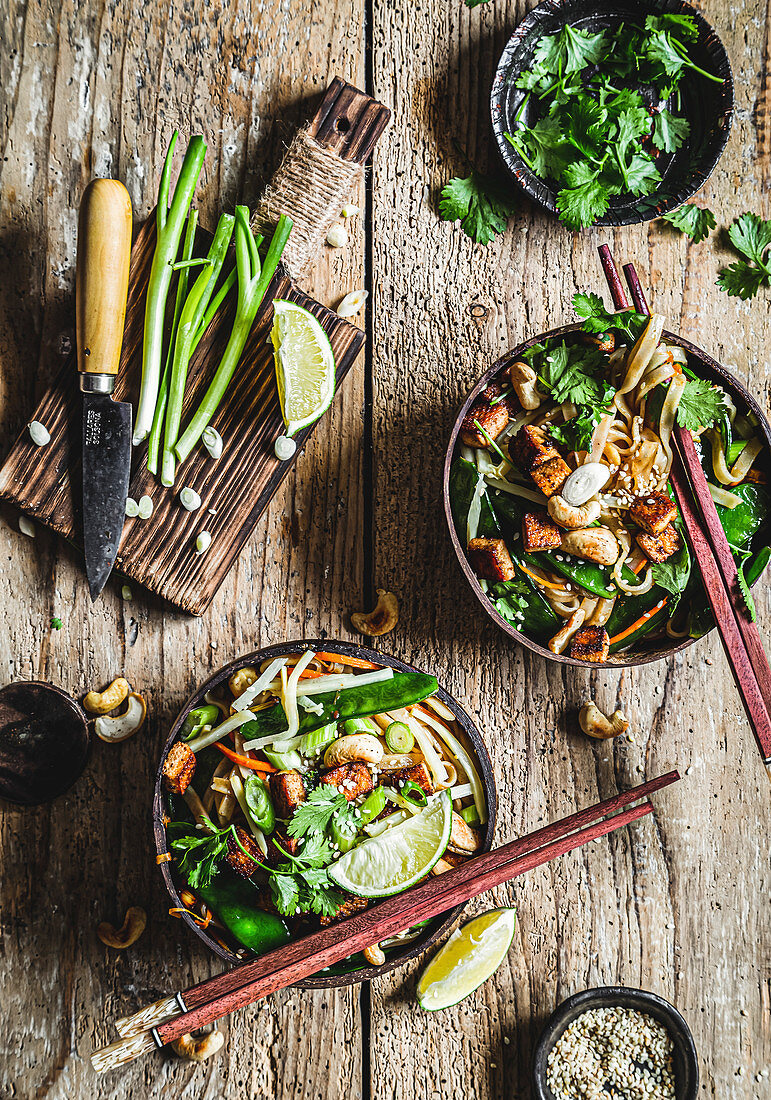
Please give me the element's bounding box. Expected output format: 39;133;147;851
417;908;516;1011
271;299;336;436
328;791;452;899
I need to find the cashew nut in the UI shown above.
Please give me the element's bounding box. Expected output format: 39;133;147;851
548;495;602;530
351;589;399;636
97;906;147;949
83;677;131;715
579;701;630;740
228;667;257;698
364;944;386;967
448;813;481;854
508;361;542;410
171;1029;225;1062
548;609;586;655
431;858;455;875
561;526;619;566
324;733;384;768
95;693;147;743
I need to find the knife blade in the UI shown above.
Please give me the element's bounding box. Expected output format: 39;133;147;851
76;179;133;600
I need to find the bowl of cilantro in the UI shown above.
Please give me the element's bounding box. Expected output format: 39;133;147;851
491;0;733;230
153;639;497;987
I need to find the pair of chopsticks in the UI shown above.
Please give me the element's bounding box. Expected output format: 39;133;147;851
91;770;679;1072
600;246;771;781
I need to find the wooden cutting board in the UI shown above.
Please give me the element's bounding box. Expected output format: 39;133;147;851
0;80;389;615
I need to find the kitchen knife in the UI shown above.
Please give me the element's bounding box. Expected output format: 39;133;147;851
76;179;133;600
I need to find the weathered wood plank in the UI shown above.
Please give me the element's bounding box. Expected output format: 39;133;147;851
369;1;771;1098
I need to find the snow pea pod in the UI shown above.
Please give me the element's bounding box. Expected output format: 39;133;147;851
449;456;501;538
195;873;291;955
715;482;769;550
240;672;439;744
605;584;668;641
181;704;221;741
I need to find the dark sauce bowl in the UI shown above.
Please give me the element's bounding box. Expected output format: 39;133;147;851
491;0;734;227
153;639;497;988
532;986;699;1100
443;324;771;668
0;681;90;805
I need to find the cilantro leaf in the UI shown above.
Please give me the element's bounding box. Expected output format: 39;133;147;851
557;163;610;231
661;203;716;244
563;96;608;159
676;377;727;432
548;407;603;454
643;29;687;80
533;25;606;75
615;106;652;158
650;538;691;611
651;109;690;153
737;556;758;622
292;831;336;868
572;291;647;342
645;13;699;42
270;872;300;915
540;341;609;405
439;171;516;245
287;785;355;839
489;579;530;626
50;616;63;630
506;117;571;178
717;213;771;299
623;152;662;197
170;825;233;889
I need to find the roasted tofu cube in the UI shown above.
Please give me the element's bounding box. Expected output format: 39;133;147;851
460;382;516;448
265;828;302;868
270;770;306;819
522;511;562;552
630;491;677;536
569;626;610;663
530;455;572;496
162;742;196;795
319;894;370;926
467;537;515;582
321;761;374;801
383;761;435;795
636;523;681;563
226;825;261;878
510;424;559;472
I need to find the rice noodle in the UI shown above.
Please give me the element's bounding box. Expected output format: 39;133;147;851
708;483;742;509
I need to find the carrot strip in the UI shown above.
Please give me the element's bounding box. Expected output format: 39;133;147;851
314;652;381;670
608;598;667;645
632;556;648;575
298;668;325;680
215;743;277;772
518;563;567;592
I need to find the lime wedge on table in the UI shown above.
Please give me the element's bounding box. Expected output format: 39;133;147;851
417;908;516;1011
271;299;336;436
328;791;452;899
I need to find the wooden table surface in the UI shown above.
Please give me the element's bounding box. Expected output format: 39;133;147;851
1;0;770;1096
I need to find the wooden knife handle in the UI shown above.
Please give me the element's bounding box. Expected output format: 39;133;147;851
76;179;133;377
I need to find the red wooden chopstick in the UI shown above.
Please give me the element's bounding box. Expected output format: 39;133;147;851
601;248;771;777
92;771;679;1070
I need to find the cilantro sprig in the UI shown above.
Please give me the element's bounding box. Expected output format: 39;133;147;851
438;170;516;245
572;292;647;343
717;213;771;300
503;16;721;230
661;203;716;244
268;835;345;919
286;784;357;839
170;822;242;889
675;377;728;432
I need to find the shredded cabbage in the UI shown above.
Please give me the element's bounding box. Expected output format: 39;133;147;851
187;709;256;753
232;657;288;711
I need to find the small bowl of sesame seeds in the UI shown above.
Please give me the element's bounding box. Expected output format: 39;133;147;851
532;986;698;1100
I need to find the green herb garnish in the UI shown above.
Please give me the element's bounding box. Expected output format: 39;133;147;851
676;377;728;432
268;835;345;919
661;203;716;244
438;170;516;245
572;291;648;342
50;616;63;630
717;213;771;300
286;784;357;840
170;822;237;889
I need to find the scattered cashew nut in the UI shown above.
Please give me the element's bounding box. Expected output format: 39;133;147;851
171;1029;225;1062
83;677;131;715
97;906;147;949
351;589;399;636
579;701;630;740
228;666;257;698
508;361;542;410
324;733;384;768
95;693;147;743
363;944;386;967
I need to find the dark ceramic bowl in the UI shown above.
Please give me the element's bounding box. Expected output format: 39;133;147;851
532;986;699;1100
491;0;734;227
153;638;497;987
0;681;90;805
443;324;771;667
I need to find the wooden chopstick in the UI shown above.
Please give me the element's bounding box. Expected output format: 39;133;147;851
92;771;679;1069
601;248;771;776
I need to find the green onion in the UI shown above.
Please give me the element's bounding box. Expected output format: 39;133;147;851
147;209;198;476
384;721;414;753
299;723;338;758
330;816;357;853
134;132;207;445
244;775;275;834
180;704;221;742
343;717;380;737
473;418;508;464
727;440;748;465
460;804;481;827
175;208;293;464
161;213;235;485
358;786;387;827
262;747;304;771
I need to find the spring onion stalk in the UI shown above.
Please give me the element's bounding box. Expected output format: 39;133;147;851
147;209;199;475
262;747;303;771
365;809;409;837
175;208;293;463
134;132;207;445
229;772;268;856
299;723;338;757
186;709;256;753
190;268;237;355
249;667;394;698
161;213;235;485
